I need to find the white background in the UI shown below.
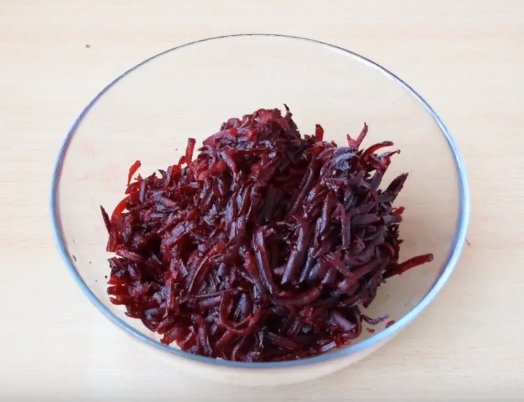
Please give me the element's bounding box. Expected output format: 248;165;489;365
1;1;523;400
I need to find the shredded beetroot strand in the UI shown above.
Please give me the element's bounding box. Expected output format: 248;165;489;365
386;320;396;328
102;107;433;361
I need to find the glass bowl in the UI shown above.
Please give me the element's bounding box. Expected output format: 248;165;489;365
51;34;469;385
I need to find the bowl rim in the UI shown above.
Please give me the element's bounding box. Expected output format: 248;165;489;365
50;33;470;369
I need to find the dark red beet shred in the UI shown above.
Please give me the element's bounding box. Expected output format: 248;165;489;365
102;107;433;362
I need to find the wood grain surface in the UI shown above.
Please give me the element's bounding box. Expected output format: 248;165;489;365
1;1;523;400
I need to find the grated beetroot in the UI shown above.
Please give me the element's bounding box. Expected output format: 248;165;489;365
101;107;433;361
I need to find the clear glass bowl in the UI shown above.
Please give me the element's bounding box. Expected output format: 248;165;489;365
51;34;469;385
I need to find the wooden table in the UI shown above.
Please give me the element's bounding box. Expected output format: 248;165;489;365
2;1;523;400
